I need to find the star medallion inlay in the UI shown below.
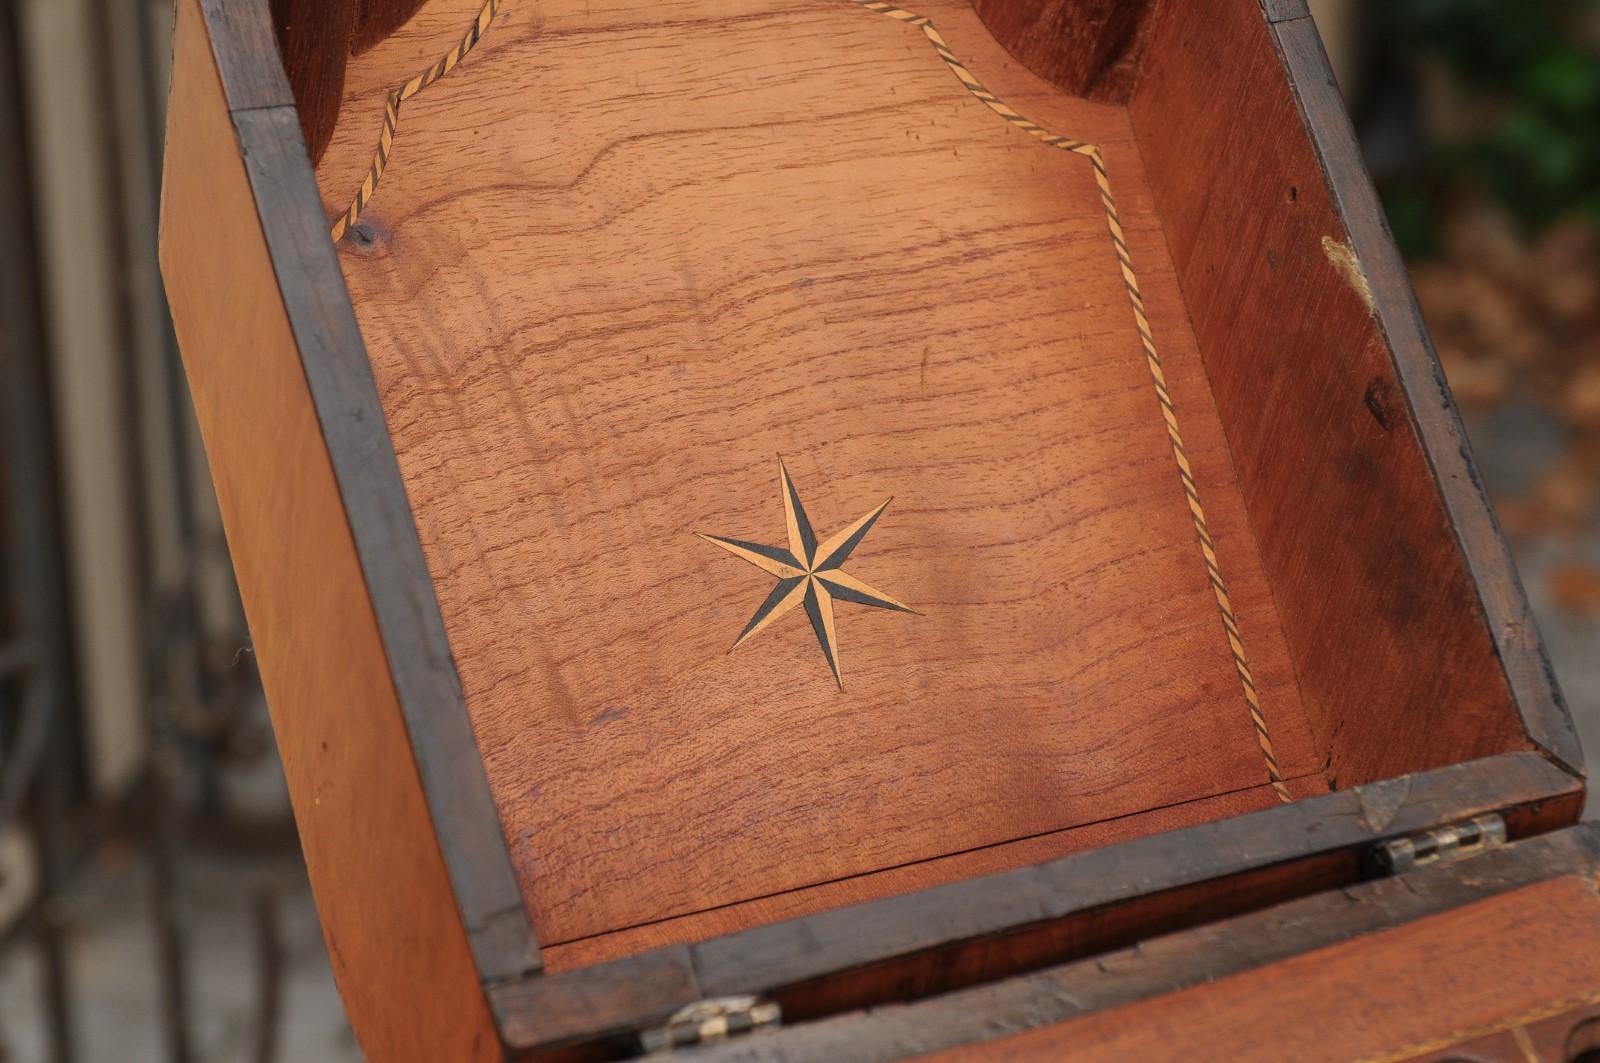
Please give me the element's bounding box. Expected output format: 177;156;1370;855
699;459;917;688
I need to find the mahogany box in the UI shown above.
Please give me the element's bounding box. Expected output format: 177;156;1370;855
158;0;1589;1058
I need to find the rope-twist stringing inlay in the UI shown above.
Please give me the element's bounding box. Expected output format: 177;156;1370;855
327;0;1293;802
850;0;1292;802
330;0;502;242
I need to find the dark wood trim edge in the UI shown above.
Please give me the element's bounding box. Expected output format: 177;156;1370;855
198;0;295;111
1258;0;1310;22
230;108;540;984
689;823;1600;1061
1269;14;1585;779
193;0;541;989
490;752;1580;1056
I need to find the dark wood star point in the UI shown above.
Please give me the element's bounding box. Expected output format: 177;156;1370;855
700;459;916;688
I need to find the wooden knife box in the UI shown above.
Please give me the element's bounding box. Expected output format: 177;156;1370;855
158;0;1588;1058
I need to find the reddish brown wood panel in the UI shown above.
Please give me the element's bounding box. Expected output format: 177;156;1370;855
542;776;1323;972
1509;1004;1600;1063
1414;1004;1600;1063
928;872;1600;1062
266;0;429;162
1269;16;1581;775
354;0;431;51
310;0;1324;953
1128;1;1532;787
970;0;1154;101
267;0;355;163
159;1;500;1058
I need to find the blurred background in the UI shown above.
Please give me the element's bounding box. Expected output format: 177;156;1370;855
0;0;1595;1059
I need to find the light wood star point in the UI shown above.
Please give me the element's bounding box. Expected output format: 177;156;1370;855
700;459;917;688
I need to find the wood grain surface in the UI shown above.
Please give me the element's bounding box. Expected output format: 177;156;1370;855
159;0;503;1056
267;0;356;161
1430;1003;1600;1063
267;0;431;162
541;775;1322;971
970;0;1154;101
927;871;1600;1062
1269;15;1581;776
312;0;1323;951
1129;2;1537;787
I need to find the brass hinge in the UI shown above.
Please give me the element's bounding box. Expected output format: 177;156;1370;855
641;996;782;1054
1370;813;1507;876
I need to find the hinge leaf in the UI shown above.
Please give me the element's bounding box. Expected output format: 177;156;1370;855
641;996;782;1054
1370;813;1508;876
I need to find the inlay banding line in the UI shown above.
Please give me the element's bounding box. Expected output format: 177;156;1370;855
851;0;1291;802
330;0;502;242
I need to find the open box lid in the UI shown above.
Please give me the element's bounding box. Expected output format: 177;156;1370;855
159;0;1585;1058
683;822;1600;1060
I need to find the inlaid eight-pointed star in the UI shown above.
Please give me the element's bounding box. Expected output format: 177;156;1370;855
699;459;916;688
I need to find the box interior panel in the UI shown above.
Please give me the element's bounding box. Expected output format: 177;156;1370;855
1127;0;1533;787
539;773;1329;972
315;0;1329;957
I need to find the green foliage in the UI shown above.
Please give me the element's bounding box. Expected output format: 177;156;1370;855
1370;0;1600;249
1378;183;1443;260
